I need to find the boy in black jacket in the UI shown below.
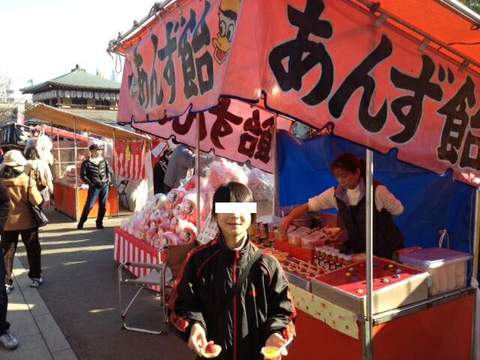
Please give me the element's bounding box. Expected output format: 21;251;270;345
170;182;295;360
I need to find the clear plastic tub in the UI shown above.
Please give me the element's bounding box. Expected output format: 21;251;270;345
399;248;471;296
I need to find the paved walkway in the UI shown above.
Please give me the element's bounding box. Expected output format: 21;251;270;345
1;257;77;360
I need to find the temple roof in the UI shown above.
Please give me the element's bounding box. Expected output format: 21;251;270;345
21;65;120;94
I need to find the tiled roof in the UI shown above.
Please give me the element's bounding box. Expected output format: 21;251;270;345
21;65;120;94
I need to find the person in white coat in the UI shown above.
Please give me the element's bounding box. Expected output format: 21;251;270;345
24;146;53;202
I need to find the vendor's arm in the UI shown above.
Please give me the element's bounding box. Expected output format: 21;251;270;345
170;255;207;339
279;204;308;234
375;185;404;216
280;187;336;233
264;257;296;345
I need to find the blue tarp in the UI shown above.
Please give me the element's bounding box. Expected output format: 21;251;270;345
278;131;475;253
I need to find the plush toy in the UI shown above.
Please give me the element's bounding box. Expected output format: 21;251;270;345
175;192;199;224
176;219;197;244
161;231;181;246
166;189;187;209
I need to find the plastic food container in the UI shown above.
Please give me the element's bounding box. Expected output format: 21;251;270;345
287;227;311;246
399;248;471;296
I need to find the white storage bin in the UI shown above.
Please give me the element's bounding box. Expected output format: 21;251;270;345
399;248;471;296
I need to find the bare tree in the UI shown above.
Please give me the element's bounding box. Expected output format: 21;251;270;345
0;76;17;123
458;0;480;14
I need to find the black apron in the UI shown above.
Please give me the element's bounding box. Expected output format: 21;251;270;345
335;182;404;259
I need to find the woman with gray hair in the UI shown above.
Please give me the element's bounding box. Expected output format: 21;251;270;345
0;150;43;291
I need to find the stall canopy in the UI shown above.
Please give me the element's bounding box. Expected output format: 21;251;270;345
115;0;480;186
25;103;150;142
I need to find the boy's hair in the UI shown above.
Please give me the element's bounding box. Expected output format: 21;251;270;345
212;182;256;223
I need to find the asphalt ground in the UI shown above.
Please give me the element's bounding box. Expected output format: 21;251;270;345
16;210;194;360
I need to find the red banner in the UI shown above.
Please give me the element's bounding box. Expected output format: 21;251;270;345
118;0;480;186
132;98;291;172
113;140;147;180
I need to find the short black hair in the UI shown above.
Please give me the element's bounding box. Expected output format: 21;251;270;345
89;143;103;151
212;182;256;223
24;146;39;160
330;153;366;178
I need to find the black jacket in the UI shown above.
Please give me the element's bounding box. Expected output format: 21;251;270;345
0;183;9;232
80;158;112;188
170;236;296;360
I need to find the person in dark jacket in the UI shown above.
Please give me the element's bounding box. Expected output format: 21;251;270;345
281;153;404;259
170;182;295;360
153;148;172;194
0;181;18;350
77;144;112;230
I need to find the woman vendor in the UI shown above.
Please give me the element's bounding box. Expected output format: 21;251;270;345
280;153;404;259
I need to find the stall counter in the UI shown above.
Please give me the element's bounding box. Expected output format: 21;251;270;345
288;290;474;360
54;180;119;220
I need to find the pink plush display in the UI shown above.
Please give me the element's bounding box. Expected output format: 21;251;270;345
176;192;199;224
176;219;197;244
208;159;249;189
183;176;196;191
161;232;181;246
166;189;187;209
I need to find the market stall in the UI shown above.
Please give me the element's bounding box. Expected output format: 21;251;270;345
25;103;151;220
109;0;480;358
0;123;31;150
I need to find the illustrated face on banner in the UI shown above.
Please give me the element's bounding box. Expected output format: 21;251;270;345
213;0;241;64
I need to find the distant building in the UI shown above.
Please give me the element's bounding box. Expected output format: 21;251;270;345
21;65;120;125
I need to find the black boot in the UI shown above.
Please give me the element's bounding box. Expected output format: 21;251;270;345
96;206;106;230
77;216;87;230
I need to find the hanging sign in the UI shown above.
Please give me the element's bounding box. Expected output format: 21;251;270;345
132;98;291;172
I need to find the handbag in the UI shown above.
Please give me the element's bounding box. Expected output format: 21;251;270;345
28;176;48;228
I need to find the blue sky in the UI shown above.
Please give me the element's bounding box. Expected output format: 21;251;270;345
0;0;156;97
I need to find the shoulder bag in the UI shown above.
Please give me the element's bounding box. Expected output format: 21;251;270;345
27;175;48;228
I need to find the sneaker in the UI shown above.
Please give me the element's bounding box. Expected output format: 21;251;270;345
96;223;104;229
0;330;19;350
5;284;14;295
30;277;44;288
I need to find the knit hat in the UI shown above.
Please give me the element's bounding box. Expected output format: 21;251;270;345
2;150;28;167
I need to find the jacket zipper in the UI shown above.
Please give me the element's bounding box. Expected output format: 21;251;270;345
232;251;239;360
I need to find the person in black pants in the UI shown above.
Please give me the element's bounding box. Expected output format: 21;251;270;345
77;144;112;230
153;148;172;194
0;181;18;350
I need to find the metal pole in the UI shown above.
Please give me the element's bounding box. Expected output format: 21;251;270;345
112;130;118;186
364;149;374;360
472;189;480;360
56;125;61;179
473;188;480;287
272;114;279;217
196;113;201;236
73;119;79;221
